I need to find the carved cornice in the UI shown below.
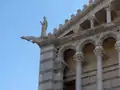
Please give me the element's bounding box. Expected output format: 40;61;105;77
21;21;120;48
37;22;119;47
21;0;120;47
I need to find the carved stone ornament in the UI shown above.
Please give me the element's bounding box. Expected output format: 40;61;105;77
76;9;81;15
115;41;120;52
83;4;88;11
65;19;69;25
89;0;93;5
73;52;84;62
48;33;55;39
71;14;75;20
53;28;58;35
94;46;104;56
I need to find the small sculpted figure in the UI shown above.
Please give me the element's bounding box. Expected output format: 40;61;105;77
40;16;48;38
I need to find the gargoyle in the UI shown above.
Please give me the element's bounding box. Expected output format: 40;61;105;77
21;36;40;43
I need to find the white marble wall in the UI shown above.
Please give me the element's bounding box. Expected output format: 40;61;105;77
39;45;56;90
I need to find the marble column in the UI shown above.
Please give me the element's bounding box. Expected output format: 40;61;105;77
74;52;84;90
90;19;94;28
88;15;95;28
115;41;120;77
105;7;111;23
94;46;103;90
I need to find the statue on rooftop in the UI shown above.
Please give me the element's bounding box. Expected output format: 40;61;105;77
40;16;48;38
89;0;93;5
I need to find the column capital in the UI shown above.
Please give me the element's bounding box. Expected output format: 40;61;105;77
94;46;104;56
115;41;120;52
74;52;84;62
105;5;112;11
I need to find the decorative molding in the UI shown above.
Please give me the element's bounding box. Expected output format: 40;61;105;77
39;79;62;85
39;79;53;84
76;37;96;52
37;23;119;47
98;31;117;45
40;57;55;64
58;44;76;59
40;49;56;55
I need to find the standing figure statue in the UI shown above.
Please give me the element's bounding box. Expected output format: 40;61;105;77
40;16;48;38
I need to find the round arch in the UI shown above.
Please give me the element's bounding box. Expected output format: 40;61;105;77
98;31;117;46
58;44;76;60
76;38;96;52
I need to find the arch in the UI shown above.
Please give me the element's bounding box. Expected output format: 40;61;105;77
76;38;96;52
98;31;117;46
79;39;96;72
102;36;118;68
58;44;76;60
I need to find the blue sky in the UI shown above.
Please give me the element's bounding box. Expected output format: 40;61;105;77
0;0;88;90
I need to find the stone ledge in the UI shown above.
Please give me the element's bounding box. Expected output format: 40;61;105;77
41;49;56;55
44;89;53;90
54;80;62;84
40;68;54;74
41;45;55;52
39;79;53;84
40;57;55;64
44;89;62;90
38;22;119;47
40;51;55;61
39;79;62;85
40;88;54;90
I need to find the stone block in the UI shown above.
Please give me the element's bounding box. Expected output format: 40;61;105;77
111;78;120;87
54;72;62;81
83;83;96;90
40;51;55;61
39;72;53;82
103;69;118;79
54;82;62;90
41;45;55;53
103;80;111;89
40;60;54;72
82;75;96;85
40;82;53;90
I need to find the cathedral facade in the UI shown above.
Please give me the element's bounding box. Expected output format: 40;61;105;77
22;0;120;90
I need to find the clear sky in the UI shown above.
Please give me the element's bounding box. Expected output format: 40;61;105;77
0;0;88;90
